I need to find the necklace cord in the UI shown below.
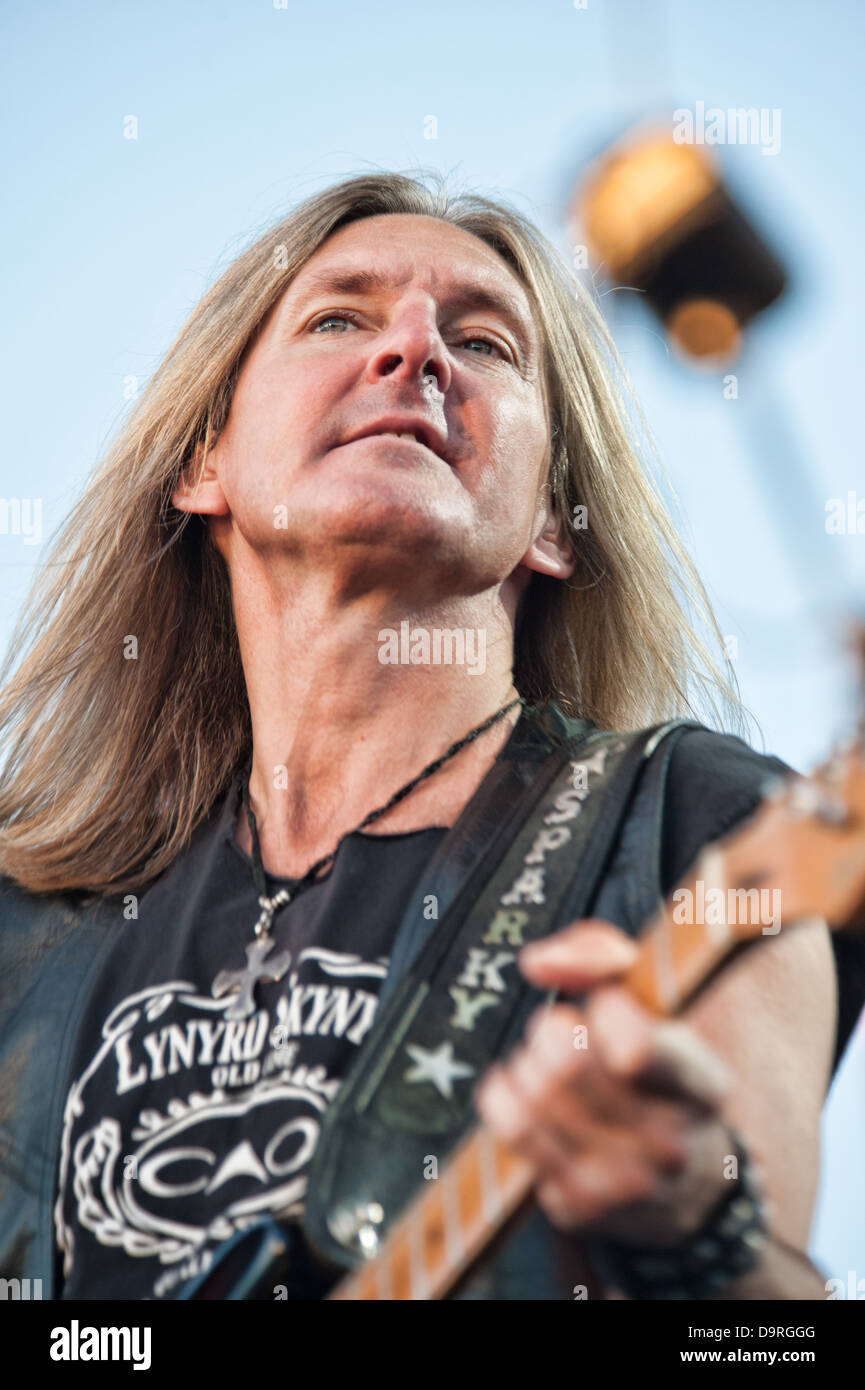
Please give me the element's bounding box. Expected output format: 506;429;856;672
242;695;525;904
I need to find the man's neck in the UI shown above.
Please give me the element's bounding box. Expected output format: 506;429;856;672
231;560;522;879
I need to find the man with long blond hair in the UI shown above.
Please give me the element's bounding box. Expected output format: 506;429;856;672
0;171;856;1301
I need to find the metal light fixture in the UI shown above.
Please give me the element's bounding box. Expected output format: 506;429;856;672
570;126;787;366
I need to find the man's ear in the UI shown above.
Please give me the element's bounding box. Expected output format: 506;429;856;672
520;486;575;580
171;441;230;516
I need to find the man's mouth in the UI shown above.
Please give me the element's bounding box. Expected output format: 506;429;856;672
351;430;433;453
339;416;453;466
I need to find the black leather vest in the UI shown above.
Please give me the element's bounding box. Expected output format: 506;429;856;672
0;708;704;1299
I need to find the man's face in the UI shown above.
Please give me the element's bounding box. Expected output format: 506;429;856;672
183;213;571;605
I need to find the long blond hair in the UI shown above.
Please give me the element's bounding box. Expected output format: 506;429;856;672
0;169;748;896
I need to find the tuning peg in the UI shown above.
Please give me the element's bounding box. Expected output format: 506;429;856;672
760;773;848;823
788;779;848;824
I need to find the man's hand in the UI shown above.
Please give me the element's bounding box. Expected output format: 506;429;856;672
474;919;737;1248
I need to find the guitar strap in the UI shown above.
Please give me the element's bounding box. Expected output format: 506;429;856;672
302;707;703;1272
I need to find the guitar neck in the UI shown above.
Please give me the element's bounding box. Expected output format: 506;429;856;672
623;849;750;1013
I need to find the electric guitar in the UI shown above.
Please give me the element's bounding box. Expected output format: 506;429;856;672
183;677;865;1300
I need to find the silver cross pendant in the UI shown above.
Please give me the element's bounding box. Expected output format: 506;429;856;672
212;891;293;1020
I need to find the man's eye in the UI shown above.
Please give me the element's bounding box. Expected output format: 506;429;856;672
310;311;359;334
459;335;506;358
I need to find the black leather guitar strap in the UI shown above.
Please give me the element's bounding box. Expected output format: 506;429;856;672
302;713;701;1272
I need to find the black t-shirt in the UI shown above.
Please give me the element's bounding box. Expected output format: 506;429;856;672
54;725;863;1299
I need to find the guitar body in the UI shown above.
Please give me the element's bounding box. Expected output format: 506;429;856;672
178;1219;338;1300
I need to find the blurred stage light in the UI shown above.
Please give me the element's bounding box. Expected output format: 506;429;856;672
570;127;787;366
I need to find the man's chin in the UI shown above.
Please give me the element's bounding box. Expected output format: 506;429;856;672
294;473;471;550
321;510;469;575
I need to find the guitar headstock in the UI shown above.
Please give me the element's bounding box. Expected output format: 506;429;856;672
714;620;865;940
607;623;865;1018
717;742;865;940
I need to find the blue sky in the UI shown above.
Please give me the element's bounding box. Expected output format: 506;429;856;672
2;0;864;1280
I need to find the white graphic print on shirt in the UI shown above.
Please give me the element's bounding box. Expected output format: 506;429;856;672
55;946;387;1298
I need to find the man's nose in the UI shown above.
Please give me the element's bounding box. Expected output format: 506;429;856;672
364;307;452;394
